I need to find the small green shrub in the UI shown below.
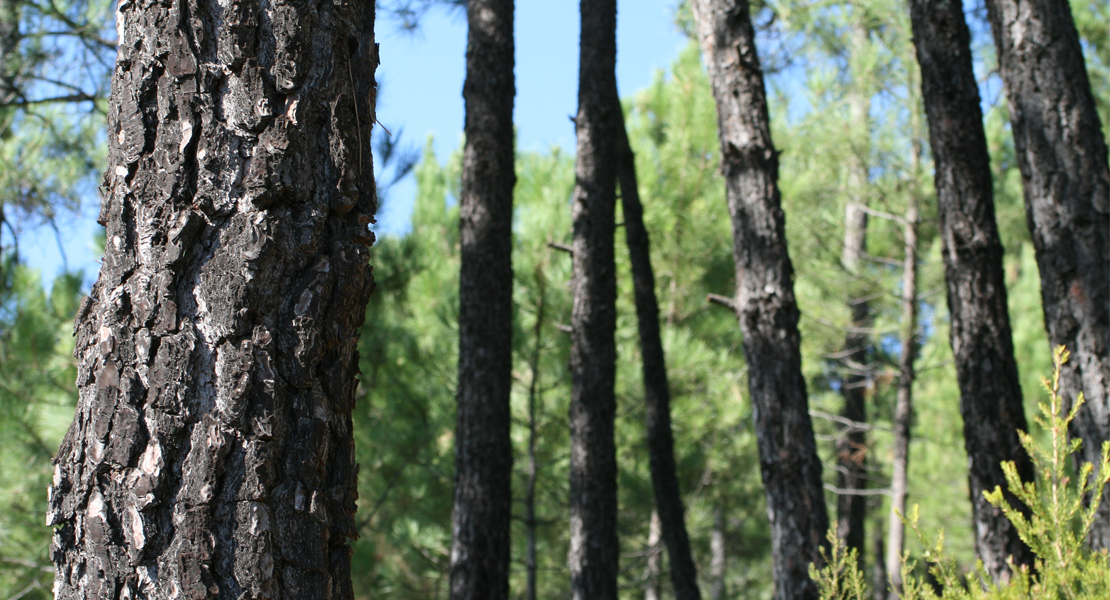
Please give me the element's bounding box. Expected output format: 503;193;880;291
811;346;1110;600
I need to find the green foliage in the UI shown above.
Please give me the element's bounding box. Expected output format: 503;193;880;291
0;261;82;600
810;348;1110;600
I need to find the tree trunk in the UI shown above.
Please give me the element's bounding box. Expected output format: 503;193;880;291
837;16;873;562
871;514;886;600
983;0;1110;548
644;510;663;600
689;2;830;598
710;506;726;600
451;1;515;599
617;106;702;600
569;1;620;599
48;1;377;598
885;201;918;600
525;262;547;600
909;0;1036;579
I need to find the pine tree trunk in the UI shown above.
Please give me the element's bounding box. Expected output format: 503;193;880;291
983;0;1110;548
451;1;515;599
689;2;830;598
48;1;377;598
644;510;663;600
710;506;726;600
617;109;703;600
837;202;869;563
909;0;1036;578
885;201;918;600
837;16;873;561
569;1;620;599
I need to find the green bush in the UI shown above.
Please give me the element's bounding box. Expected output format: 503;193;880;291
811;346;1110;600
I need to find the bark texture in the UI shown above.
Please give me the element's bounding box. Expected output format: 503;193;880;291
569;1;620;599
690;1;829;598
617;112;702;600
909;0;1036;578
48;2;377;599
451;1;515;599
984;0;1110;547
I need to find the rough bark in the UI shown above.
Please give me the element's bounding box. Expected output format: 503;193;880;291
909;0;1036;579
689;1;830;598
983;0;1110;547
885;202;919;600
568;1;620;599
450;1;515;599
48;1;377;599
617;109;702;600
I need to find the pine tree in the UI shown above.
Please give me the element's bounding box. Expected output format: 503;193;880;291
47;2;378;597
451;0;515;598
689;1;830;598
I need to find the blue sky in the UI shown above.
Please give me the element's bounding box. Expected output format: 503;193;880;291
24;1;689;285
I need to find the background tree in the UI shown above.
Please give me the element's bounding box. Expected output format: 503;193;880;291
983;0;1110;547
567;0;621;598
616;101;702;600
689;1;830;598
450;0;515;598
47;1;378;598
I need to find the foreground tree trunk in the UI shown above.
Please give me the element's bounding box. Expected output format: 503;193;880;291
47;2;377;598
908;0;1036;579
617;110;702;600
983;0;1110;548
451;1;515;599
569;1;620;599
690;1;830;598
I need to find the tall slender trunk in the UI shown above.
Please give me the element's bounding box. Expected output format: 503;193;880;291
644;510;663;600
983;0;1110;548
885;200;918;600
871;514;886;600
617;105;703;600
690;2;830;598
837;17;873;563
711;506;727;600
525;264;547;600
569;1;620;598
48;1;377;598
909;0;1036;579
451;1;515;599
